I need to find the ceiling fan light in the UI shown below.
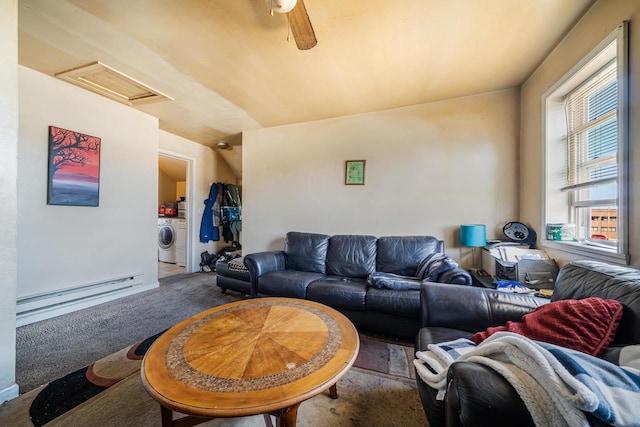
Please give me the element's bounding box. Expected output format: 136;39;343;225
265;0;297;14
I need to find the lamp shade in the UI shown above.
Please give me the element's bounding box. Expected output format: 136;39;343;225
460;224;486;247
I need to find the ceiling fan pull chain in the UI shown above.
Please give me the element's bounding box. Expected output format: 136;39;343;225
270;0;274;16
287;22;292;42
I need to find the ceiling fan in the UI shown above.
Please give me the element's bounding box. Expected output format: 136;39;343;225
265;0;317;50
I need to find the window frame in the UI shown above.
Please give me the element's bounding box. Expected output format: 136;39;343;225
541;22;629;265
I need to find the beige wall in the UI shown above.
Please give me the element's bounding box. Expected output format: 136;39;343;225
18;66;160;299
520;0;640;268
159;131;238;267
158;168;177;206
242;89;520;266
0;0;18;402
176;181;186;199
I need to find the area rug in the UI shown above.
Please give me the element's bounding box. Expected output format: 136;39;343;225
0;334;425;427
15;272;245;394
354;337;416;380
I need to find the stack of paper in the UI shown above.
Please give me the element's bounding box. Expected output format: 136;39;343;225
489;246;549;266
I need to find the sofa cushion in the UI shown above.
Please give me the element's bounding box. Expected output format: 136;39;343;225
306;277;367;311
553;260;640;345
366;287;420;318
284;232;330;274
470;297;624;356
258;270;326;299
326;235;377;278
377;236;443;276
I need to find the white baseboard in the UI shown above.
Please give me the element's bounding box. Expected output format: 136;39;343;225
0;383;19;403
16;280;159;327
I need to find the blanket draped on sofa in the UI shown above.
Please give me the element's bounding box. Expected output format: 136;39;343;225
413;332;640;427
367;252;459;290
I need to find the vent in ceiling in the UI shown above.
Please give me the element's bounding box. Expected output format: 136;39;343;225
55;61;173;106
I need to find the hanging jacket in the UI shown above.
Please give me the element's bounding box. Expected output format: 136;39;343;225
219;184;240;242
223;184;242;239
213;185;222;227
225;184;241;207
199;183;220;242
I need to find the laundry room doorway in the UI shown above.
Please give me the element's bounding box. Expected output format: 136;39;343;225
158;150;195;278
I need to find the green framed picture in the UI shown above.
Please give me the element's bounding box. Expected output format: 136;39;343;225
345;160;366;185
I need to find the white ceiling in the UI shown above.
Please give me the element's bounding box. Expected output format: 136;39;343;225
18;0;595;177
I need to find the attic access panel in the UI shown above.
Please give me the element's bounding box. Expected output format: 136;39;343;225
55;61;173;106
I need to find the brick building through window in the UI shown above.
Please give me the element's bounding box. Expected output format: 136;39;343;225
590;208;618;241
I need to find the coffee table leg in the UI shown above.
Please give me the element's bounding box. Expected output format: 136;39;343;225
161;405;173;427
273;403;300;427
329;383;338;399
159;406;213;427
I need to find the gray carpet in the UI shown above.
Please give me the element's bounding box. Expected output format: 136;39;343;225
16;272;244;393
9;272;427;426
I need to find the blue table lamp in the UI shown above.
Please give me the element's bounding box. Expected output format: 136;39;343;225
460;224;486;268
460;224;487;247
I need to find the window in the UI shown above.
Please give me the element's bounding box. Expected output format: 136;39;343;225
543;23;629;264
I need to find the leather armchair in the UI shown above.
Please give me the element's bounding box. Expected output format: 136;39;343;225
414;260;640;427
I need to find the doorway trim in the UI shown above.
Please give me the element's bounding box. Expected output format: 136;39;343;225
158;149;196;273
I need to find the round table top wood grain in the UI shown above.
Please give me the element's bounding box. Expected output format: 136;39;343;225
141;297;360;421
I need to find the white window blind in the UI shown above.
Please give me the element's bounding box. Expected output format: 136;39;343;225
563;62;617;192
543;22;628;264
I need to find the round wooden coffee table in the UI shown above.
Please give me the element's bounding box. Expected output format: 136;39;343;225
141;297;360;427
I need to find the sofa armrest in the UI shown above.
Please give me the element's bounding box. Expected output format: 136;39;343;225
419;282;548;330
445;362;535;427
244;251;286;297
437;267;472;286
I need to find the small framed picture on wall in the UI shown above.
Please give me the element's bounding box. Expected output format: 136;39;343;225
345;160;366;185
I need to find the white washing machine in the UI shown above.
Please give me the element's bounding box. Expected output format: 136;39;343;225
174;219;187;267
158;218;177;263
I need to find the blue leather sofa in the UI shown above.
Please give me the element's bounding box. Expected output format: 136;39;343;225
244;232;472;338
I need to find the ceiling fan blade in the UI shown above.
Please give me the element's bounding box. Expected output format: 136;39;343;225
286;0;317;50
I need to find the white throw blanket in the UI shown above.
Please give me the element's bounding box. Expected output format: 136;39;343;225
414;332;640;427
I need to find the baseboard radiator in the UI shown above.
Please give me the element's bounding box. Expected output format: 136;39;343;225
16;274;151;326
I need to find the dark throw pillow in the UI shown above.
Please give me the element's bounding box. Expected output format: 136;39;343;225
470;297;623;356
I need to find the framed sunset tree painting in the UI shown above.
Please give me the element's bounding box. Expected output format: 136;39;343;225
47;126;101;207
